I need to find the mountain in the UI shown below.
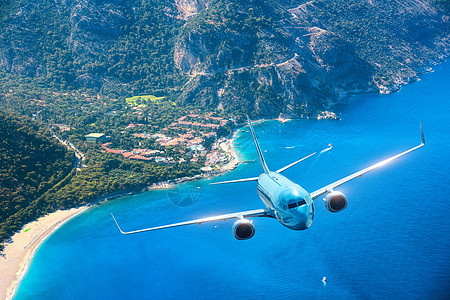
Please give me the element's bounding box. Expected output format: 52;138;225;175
0;0;449;118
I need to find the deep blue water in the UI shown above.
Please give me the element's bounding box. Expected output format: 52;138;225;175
15;63;450;299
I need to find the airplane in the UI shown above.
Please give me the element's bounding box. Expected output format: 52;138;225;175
112;117;425;240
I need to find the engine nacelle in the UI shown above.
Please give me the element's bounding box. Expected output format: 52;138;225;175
232;219;255;240
324;191;348;213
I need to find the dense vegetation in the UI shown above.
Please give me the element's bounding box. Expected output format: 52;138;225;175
1;0;448;117
0;65;224;250
0;111;74;248
0;0;186;96
0;70;232;148
0;106;203;250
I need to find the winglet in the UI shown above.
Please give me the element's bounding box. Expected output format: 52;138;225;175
247;115;270;174
111;213;126;235
420;122;425;145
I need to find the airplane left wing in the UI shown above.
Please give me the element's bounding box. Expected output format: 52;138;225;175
111;209;271;235
310;123;425;200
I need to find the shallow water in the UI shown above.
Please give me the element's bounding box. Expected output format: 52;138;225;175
15;62;450;299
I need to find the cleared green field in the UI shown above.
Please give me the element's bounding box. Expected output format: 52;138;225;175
125;95;167;106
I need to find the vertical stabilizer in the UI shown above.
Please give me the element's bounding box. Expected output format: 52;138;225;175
247;116;270;174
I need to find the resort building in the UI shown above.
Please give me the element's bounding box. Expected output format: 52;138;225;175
85;133;107;143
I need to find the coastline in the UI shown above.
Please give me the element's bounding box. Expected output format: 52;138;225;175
0;131;241;300
217;129;241;172
1;206;90;300
0;116;337;299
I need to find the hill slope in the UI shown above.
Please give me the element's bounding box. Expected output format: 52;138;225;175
0;0;449;117
175;0;450;116
0;111;75;247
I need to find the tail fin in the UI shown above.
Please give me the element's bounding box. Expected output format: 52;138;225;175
247;116;270;174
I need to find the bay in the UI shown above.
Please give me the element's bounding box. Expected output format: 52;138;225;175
14;62;450;299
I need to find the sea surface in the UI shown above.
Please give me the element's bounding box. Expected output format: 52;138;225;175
15;63;450;299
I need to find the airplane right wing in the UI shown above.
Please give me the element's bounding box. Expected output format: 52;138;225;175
310;123;425;200
111;209;272;235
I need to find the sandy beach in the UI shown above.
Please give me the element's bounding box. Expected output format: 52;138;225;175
219;132;240;172
0;206;89;300
0;132;241;300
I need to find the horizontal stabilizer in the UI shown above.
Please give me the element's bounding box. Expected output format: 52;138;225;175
420;122;425;145
276;152;316;173
210;177;259;185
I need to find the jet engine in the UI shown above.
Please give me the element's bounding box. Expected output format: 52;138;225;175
324;191;348;213
232;219;255;240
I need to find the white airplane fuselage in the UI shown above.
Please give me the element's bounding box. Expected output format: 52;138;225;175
257;171;314;230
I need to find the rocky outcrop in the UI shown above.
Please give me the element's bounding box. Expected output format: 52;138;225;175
174;31;208;74
175;0;210;19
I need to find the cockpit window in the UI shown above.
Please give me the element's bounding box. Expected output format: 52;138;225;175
288;202;297;209
287;199;307;209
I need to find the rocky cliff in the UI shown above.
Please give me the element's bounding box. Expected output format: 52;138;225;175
0;0;449;118
174;0;450;117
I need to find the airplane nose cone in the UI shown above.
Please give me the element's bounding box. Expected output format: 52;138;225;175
305;211;313;228
296;205;313;229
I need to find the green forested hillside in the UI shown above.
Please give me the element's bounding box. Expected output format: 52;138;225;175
0;0;448;117
0;111;75;245
0;109;202;250
0;0;185;96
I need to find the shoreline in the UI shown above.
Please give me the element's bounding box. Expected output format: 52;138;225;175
0;132;241;300
1;206;90;300
1;117;328;299
217;129;241;172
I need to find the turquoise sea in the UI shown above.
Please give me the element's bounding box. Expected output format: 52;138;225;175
14;63;450;299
